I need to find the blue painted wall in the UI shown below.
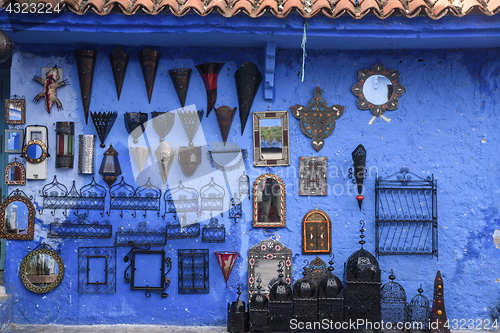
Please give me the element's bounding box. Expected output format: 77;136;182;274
4;43;500;325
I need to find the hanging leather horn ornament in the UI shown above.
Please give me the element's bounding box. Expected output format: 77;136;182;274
169;68;191;108
195;62;225;117
139;47;159;104
215;106;237;145
109;47;129;101
235;62;262;135
74;49;96;125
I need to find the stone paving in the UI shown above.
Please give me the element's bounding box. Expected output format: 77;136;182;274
0;324;227;332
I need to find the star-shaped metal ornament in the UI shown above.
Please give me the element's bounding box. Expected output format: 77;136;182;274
290;87;344;152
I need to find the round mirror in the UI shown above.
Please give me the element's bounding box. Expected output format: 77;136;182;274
27;144;42;159
4;200;28;235
23;140;47;164
362;75;393;105
20;248;64;293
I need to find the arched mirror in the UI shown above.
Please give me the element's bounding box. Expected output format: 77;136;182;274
5;97;26;124
20;244;64;293
5;159;26;185
351;63;406;118
0;190;35;240
23;140;48;164
252;173;285;227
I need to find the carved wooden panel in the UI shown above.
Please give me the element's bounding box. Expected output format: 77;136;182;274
302;209;331;254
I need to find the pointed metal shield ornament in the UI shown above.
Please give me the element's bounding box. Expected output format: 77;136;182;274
124;112;148;144
195;62;225;117
178;110;201;144
139;47;159;104
350;144;366;210
215;106;237;145
235;62;262;135
90;111;117;148
169;68;191;107
130;147;150;174
109;47;129;101
74;49;96;125
215;251;238;287
155;141;176;186
290;86;344;152
151;111;175;142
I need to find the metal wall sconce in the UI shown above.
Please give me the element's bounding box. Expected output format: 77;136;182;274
169;68;191;107
115;222;167;247
109;177;161;218
235;62;262;135
163;180;199;221
90;111;117;148
299;156;327;196
301;209;331;254
200;177;225;217
5;157;25;185
33;66;68;114
239;172;250;199
215;251;238;287
99;145;122;188
215;106;237;145
124;247;172;298
178;110;202;177
78;135;95;174
165;220;200;239
109;47;128;101
124;112;148;144
78;246;117;294
55;122;74;169
178;249;209;294
349;144;366;210
196;62;225;117
0;189;35;240
48;214;112;239
130;147;150;174
74;49;96;124
5;95;25;124
201;216;225;243
151;111;175;142
155;141;176;186
139;47;159;103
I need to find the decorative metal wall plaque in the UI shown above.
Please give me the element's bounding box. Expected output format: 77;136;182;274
178;249;209;294
40;176;106;217
78;135;95;174
151;111;175;142
200;177;225;217
5;157;26;185
302;209;331;254
178;110;202;177
74;50;96;124
48;214;112;239
252;173;286;227
109;46;128;100
165;220;200;239
33;66;69;113
196;62;224;117
163;180;199;222
235;62;262;135
115;222;167;247
381;270;408;330
409;286;430;333
215;106;237;145
130;147;150;174
78;246;116;293
124;247;172;298
139;47;159;103
201;216;225;243
109;177;161;218
55;122;74;169
5;95;25;124
290;86;344;152
0;189;35;240
169;68;191;107
375;167;438;257
253;111;290;166
349;144;366;210
90;111;117;148
124;112;148;144
299;156;327;196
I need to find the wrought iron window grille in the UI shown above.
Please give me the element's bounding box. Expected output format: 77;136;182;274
78;246;116;293
165;220;200;239
178;249;209;294
108;177;161;218
163;180;199;221
200;177;225;217
48;214;112;239
202;216;225;243
114;222;167;247
375;167;438;258
39;176;106;217
124;247;172;298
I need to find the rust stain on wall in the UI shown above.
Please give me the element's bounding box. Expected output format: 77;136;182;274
494;229;500;249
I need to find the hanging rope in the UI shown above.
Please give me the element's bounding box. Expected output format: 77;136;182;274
301;21;309;82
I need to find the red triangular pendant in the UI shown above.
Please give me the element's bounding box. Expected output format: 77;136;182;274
195;62;224;117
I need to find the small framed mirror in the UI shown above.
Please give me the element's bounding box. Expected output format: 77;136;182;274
20;244;64;293
5;158;26;185
5;97;26;124
0;190;35;240
23;140;48;164
253;111;289;166
5;129;24;154
253;173;286;228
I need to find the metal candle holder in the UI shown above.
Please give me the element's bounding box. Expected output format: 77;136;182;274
124;112;148;144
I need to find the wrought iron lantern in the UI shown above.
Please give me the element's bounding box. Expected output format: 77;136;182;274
215;251;238;287
178;110;202;177
248;276;268;333
228;284;249;333
169;68;191;107
293;260;318;324
151;111;175;142
381;269;409;331
124;112;148;144
318;255;344;324
268;261;293;332
109;46;128;100
90;111;117;148
196;62;224;117
349;144;367;210
99;145;122;188
215;106;237;145
78;135;95;174
55;122;74;169
409;286;430;333
139;47;159;103
235;62;262;135
74;49;96;124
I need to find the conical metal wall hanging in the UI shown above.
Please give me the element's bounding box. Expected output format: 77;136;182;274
178;110;202;177
349;144;366;210
169;68;191;107
235;62;262;135
139;47;159;104
74;49;96;125
130;147;150;174
124;112;148;144
195;62;224;117
90;111;118;148
215;106;237;145
155;141;176;186
109;47;129;101
151;111;175;142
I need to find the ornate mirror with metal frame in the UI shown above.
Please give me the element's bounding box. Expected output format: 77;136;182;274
20;243;64;293
248;238;292;298
0;189;35;240
23;139;48;164
5;158;26;186
252;111;290;166
5;96;26;124
252;173;286;228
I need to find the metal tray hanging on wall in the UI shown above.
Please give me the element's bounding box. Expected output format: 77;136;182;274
235;62;262;135
90;111;117;148
124;112;148;144
201;216;225;243
349;144;367;210
195;62;224;117
109;177;161;218
109;46;129;100
151;111;175;142
139;47;159;103
215;106;237;145
115;222;167;247
74;49;96;125
169;68;191;107
48;214;112;239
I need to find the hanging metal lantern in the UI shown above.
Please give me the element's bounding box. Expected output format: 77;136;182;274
349;144;367;210
215;106;237;145
235;62;262;135
139;47;159;103
215;251;238;287
91;111;117;148
227;284;249;333
155;141;176;186
169;68;191;107
109;46;129;100
195;62;224;117
151;111;175;142
0;29;12;64
78;135;95;174
74;49;96;125
178;110;202;177
99;145;122;188
124;112;148;144
129;147;150;174
55;122;74;169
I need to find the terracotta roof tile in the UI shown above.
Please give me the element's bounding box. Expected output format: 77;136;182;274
2;0;495;18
